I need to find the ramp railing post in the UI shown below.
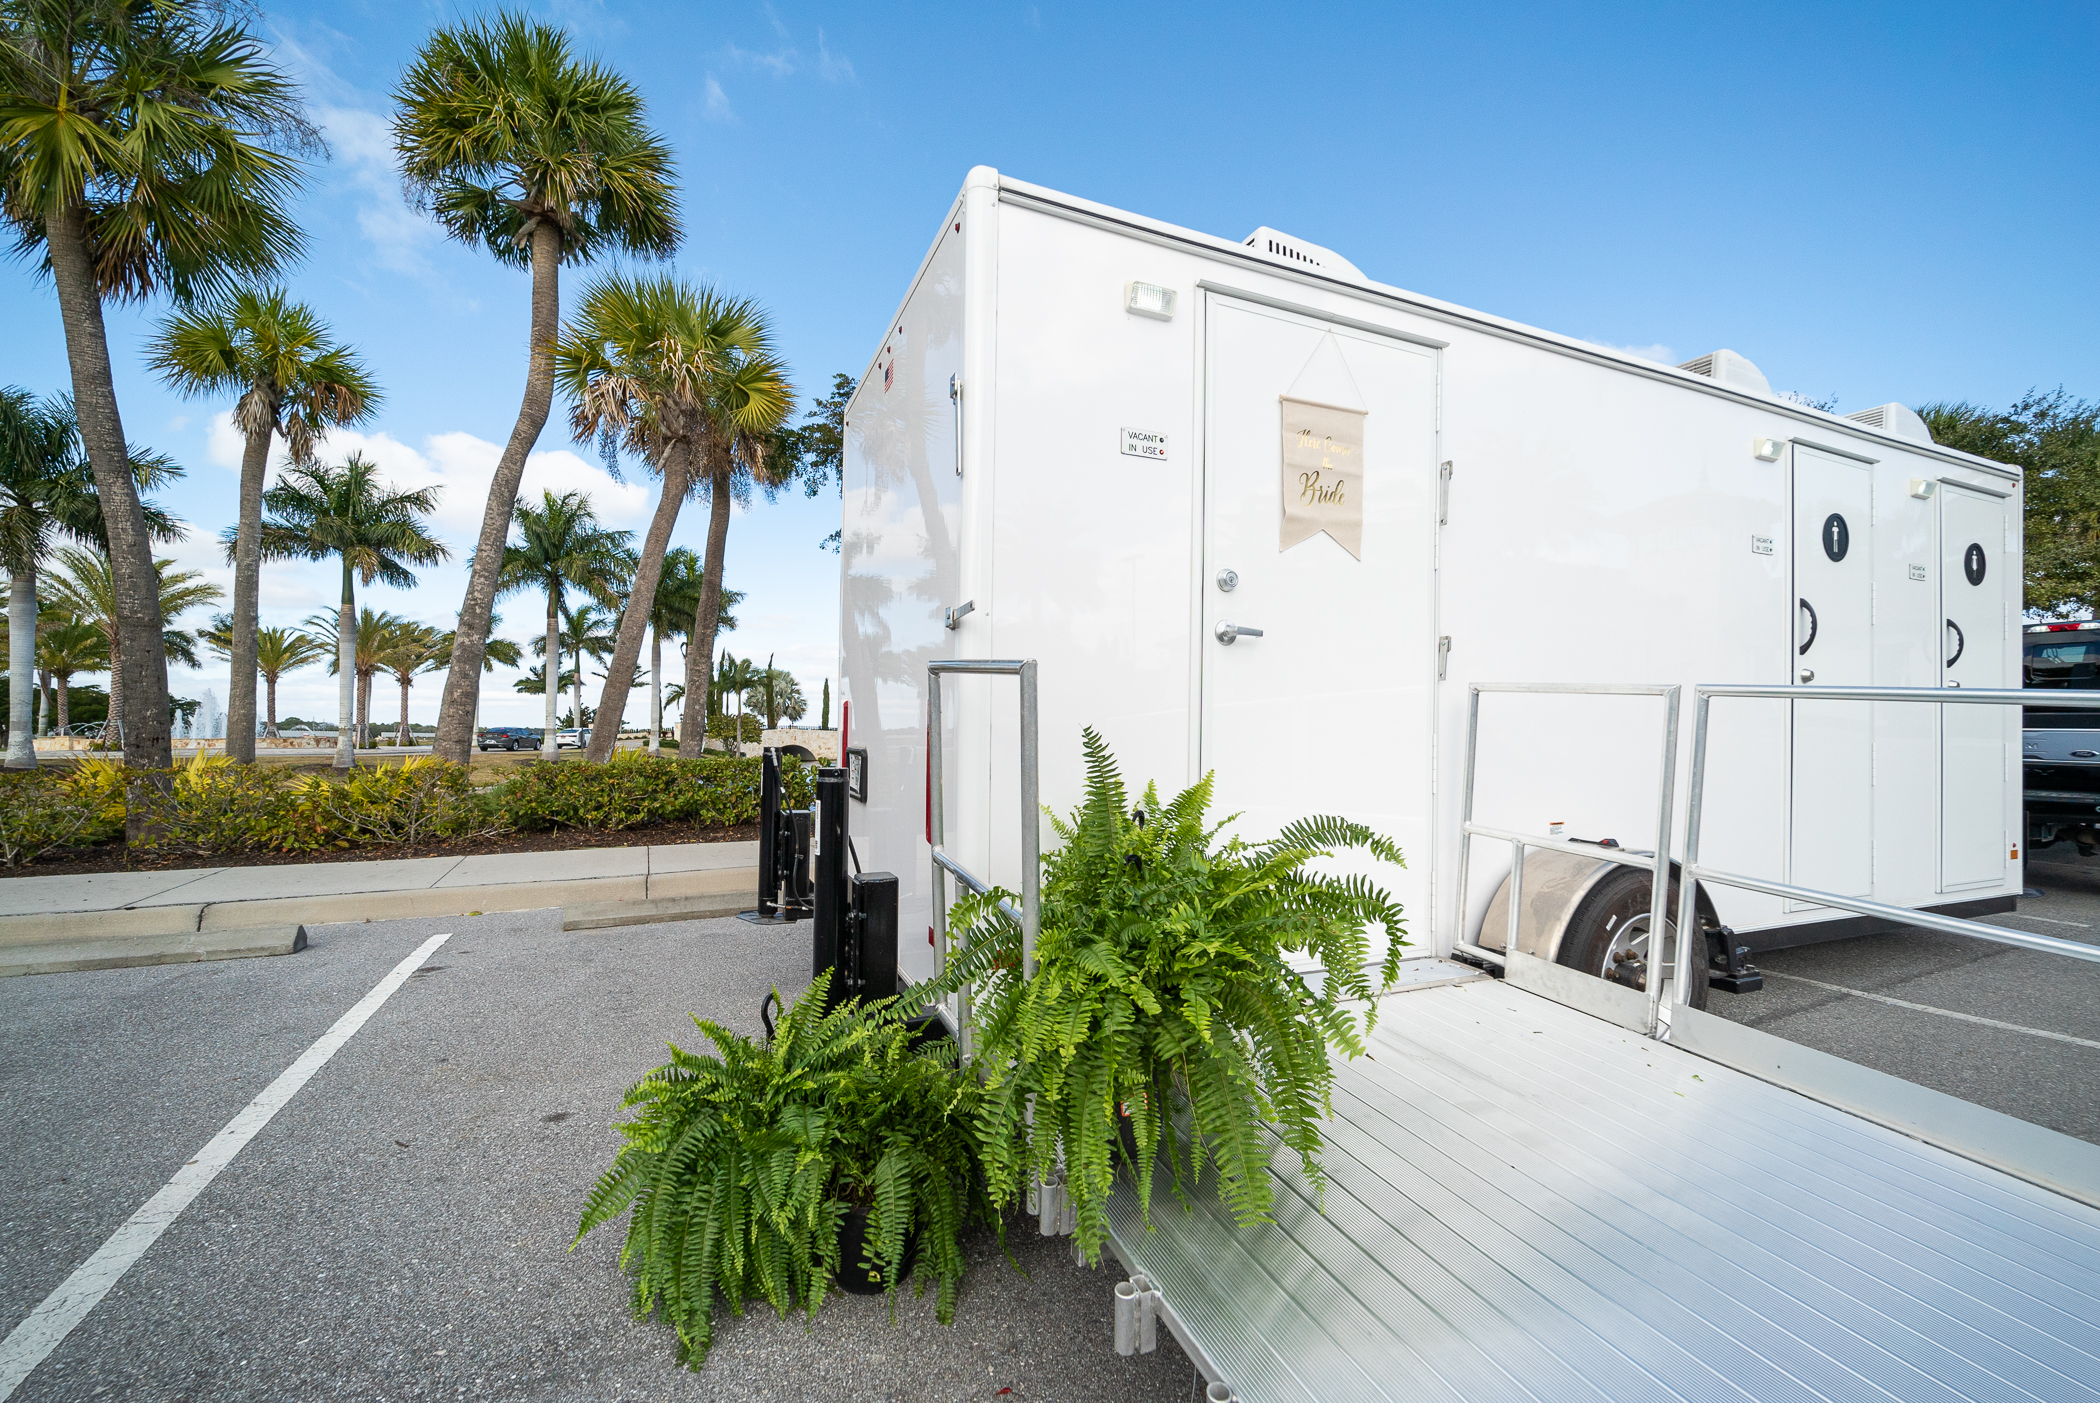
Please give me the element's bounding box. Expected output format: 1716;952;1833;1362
1670;690;1713;1018
1456;686;1483;955
925;658;1041;1058
1645;686;1681;1034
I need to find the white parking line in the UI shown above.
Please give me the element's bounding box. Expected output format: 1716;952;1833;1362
0;931;451;1401
1765;970;2100;1051
1999;912;2092;928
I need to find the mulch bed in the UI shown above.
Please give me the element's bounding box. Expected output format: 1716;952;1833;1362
6;819;762;880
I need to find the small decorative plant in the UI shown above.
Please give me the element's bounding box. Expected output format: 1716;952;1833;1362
576;974;988;1367
940;729;1406;1263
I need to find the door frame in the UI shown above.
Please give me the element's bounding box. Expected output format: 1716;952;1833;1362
1193;287;1445;949
1936;478;2014;894
1784;442;1876;906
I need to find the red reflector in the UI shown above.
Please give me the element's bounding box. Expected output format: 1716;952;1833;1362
929;926;936;947
2050;624;2080;631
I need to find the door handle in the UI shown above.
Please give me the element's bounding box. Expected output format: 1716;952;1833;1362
1798;598;1818;656
1945;618;1965;669
1214;621;1264;645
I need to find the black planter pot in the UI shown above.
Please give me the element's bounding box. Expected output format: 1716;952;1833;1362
836;1204;916;1295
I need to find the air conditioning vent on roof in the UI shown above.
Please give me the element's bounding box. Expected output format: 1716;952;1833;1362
1675;349;1772;396
1241;227;1364;281
1845;402;1935;446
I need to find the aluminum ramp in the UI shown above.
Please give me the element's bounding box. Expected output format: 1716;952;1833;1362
1105;978;2100;1402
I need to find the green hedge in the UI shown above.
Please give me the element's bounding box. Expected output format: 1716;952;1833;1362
0;752;814;867
490;753;812;832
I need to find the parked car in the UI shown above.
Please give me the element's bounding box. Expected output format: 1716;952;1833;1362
478;726;544;752
553;727;591;750
2023;620;2100;855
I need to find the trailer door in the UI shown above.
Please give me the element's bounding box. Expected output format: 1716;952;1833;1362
1199;295;1437;974
1790;447;1874;901
1940;483;2011;889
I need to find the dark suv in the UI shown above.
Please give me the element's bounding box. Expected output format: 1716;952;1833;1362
2024;622;2100;854
478;725;544;752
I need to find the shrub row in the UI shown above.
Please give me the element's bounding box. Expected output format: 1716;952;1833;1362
0;752;812;867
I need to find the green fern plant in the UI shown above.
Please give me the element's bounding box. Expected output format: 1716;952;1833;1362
576;973;988;1367
936;728;1406;1264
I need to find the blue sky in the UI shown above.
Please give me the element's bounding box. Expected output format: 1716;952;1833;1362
2;0;2092;728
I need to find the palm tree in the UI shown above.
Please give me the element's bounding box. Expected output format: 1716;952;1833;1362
254;627;326;740
0;390;181;765
393;12;680;764
555;276;783;761
302;605;405;750
0;0;315;769
745;661;807;728
258;455;446;768
47;547;222;741
432;613;522;742
495;490;632;750
710;652;765;757
149;289;381;762
526;600;617;736
36;615;105;737
376;617;447;746
680;355;793;758
641;547;737;756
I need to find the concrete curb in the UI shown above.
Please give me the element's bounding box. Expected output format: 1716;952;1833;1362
0;861;758;975
0;925;307;977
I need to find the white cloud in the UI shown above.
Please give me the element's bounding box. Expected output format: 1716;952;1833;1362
728;41;797;77
1582;339;1677;365
703;76;737;124
817;30;855;83
207;412;247;471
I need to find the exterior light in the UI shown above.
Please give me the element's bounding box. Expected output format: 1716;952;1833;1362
1909;479;1938;500
1126;282;1176;321
1752;438;1783;462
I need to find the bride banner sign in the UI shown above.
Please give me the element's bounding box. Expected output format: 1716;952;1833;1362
1279;396;1366;559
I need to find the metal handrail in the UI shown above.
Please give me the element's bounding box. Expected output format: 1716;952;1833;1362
1670;683;2100;1012
927;658;1040;1062
1459;683;1681;1033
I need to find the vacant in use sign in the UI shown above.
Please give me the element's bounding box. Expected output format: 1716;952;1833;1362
1121;428;1168;460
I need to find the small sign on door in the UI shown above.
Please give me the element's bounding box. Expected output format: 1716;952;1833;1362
1909;563;1928;582
1750;534;1774;556
1120;428;1168;460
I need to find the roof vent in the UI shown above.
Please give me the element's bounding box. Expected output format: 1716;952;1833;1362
1844;402;1934;446
1675;349;1772;395
1241;227;1364;281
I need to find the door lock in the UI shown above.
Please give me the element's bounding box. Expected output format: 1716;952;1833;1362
1214;621;1263;645
1215;569;1238;592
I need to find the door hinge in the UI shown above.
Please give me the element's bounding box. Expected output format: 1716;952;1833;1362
1438;461;1454;525
1437;635;1451;680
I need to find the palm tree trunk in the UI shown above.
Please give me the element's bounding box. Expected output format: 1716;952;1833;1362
649;627;662;758
681;467;736;759
45;200;172;777
106;632;122;749
570;642;582;732
264;671;278;738
397;674;412;746
433;220;564;764
55;672;70;736
7;568;37;769
334;576;356;770
587;451;686;763
226;420;274;763
544;591;560;750
358;670;373;749
34;668;47;738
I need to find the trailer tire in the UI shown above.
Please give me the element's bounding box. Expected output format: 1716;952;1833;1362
1555;866;1712;1011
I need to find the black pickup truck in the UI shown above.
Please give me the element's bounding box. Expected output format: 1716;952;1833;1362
2024;622;2100;855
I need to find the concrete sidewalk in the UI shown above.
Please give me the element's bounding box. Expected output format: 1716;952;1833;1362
0;840;759;975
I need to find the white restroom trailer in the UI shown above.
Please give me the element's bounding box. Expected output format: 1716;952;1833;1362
833;172;2100;1403
839;166;2023;987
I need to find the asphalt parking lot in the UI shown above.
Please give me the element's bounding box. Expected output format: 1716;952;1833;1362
1708;848;2100;1144
0;911;1192;1403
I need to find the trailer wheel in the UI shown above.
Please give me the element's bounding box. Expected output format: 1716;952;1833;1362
1555;867;1712;1011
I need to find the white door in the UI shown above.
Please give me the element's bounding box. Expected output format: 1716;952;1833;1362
1790;447;1874;900
1199;296;1437;976
1940;484;2011;889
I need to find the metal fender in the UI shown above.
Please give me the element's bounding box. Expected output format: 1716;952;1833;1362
1477;849;1620;962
